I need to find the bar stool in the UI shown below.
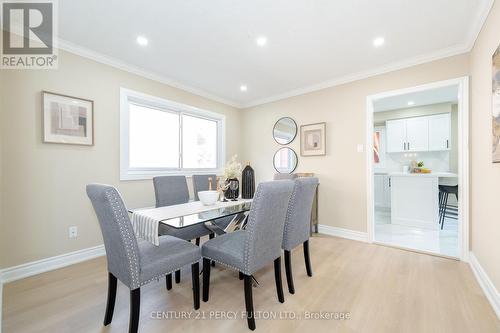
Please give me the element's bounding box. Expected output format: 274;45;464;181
438;185;458;230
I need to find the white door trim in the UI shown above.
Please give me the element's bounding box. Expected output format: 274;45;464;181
365;76;470;261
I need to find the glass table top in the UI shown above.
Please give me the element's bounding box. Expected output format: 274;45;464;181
160;201;252;229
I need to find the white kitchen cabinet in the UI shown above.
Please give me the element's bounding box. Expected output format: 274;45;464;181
428;113;451;151
386;113;450;153
386;119;406;153
406;117;429;152
374;174;391;208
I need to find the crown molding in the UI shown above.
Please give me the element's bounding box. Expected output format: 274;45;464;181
57;0;493;110
57;39;243;108
464;0;495;51
242;0;493;108
242;43;470;108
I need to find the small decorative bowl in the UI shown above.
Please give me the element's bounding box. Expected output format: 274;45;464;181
198;190;219;206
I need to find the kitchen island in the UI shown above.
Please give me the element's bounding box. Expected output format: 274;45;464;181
389;172;458;230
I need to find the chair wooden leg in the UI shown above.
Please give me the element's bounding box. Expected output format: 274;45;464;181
129;288;140;333
304;240;313;277
191;262;200;310
202;258;211;302
209;234;216;266
239;271;244;280
166;273;172;290
244;274;256;330
104;272;117;325
284;250;295;294
175;270;181;283
209;233;215;239
274;257;285;303
195;237;200;246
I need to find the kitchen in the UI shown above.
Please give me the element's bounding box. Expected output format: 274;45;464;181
372;86;459;257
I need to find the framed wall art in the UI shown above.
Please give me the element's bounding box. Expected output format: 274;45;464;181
300;122;326;156
42;91;94;145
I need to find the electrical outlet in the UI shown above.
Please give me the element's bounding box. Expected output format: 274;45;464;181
69;226;78;239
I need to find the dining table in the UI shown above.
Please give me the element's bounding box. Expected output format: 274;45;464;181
129;198;253;245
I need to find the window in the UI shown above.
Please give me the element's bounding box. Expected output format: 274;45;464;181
120;88;225;180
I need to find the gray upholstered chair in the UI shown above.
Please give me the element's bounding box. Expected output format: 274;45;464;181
282;177;319;294
192;174;217;201
201;180;294;330
153;176;212;285
273;173;298;180
86;184;201;333
192;174;233;231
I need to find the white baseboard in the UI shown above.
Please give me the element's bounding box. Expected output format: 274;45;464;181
469;252;500;320
317;224;369;242
0;245;105;284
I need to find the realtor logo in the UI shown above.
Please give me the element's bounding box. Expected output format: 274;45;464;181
1;0;58;69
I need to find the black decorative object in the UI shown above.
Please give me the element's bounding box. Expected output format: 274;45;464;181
241;163;255;199
224;178;239;200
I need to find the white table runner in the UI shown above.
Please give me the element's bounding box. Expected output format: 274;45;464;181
131;199;252;245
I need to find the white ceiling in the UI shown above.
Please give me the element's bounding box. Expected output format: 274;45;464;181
58;0;493;108
373;85;459;112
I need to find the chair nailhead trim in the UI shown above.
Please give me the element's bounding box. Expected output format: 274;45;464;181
105;189;141;289
243;186;263;275
139;259;201;287
282;181;299;248
203;256;248;275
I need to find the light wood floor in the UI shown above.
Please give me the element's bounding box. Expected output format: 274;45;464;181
2;235;499;333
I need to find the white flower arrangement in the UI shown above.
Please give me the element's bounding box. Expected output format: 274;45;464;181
223;155;242;180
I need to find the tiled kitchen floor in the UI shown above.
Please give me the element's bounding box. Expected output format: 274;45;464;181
374;208;459;257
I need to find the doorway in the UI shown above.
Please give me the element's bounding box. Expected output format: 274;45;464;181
366;77;469;260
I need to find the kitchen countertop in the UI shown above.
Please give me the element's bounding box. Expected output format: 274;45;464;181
389;172;458;178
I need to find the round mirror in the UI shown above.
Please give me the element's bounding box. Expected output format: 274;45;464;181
273;117;297;145
273;147;298;174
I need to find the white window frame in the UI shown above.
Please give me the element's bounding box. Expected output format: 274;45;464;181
120;88;226;180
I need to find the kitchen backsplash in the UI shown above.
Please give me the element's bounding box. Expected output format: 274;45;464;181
376;151;452;173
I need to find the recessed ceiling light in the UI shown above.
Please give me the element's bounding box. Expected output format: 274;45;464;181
240;85;248;92
136;36;148;46
408;101;415;106
373;37;385;47
256;36;267;47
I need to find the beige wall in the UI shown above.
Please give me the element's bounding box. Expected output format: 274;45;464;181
469;0;500;292
1;14;497;302
0;50;241;268
240;54;469;233
0;72;3;269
